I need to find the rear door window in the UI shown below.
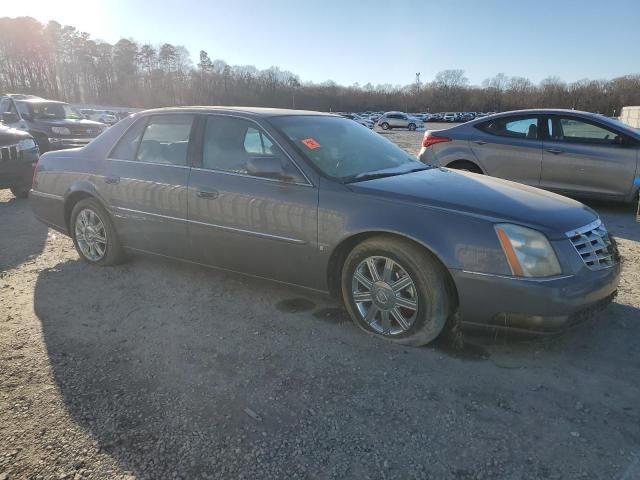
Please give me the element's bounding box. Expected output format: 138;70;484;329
110;117;148;160
136;114;194;166
477;116;540;139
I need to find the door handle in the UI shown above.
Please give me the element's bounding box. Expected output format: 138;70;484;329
473;140;488;145
197;190;219;199
104;176;120;184
546;148;564;154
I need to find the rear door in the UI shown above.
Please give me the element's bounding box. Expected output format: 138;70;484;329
540;115;638;199
98;114;194;257
468;115;543;186
187;114;320;287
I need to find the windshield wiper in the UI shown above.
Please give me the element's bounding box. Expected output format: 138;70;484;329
344;165;431;184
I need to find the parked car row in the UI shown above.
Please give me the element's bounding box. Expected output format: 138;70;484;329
78;108;134;125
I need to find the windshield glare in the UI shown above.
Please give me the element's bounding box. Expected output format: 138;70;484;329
20;101;82;120
270;115;423;180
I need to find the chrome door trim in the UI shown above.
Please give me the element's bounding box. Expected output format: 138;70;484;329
113;206;307;245
30;190;64;201
190;166;313;187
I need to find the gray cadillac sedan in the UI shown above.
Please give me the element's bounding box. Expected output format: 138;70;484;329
30;107;620;345
418;109;640;203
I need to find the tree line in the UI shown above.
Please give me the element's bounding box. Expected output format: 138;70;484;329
1;16;639;115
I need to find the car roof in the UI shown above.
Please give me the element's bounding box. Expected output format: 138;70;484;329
480;108;605;118
139;106;336;118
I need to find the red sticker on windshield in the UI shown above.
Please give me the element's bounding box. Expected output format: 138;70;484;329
301;138;321;149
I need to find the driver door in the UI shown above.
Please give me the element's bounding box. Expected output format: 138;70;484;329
187;115;321;288
541;115;638;198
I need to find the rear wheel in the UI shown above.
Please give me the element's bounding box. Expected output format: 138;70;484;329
70;198;125;266
408;123;417;131
380;122;390;130
447;161;483;174
341;236;452;346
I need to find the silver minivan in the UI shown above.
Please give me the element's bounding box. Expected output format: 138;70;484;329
377;112;424;131
418;109;640;202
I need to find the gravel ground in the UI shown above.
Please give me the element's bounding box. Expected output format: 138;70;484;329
1;130;640;479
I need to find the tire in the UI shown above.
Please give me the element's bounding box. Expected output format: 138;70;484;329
10;186;29;199
408;123;416;131
70;197;125;266
448;161;483;174
341;236;452;346
380;122;390;130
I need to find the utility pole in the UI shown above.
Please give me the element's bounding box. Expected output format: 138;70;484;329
415;72;421;86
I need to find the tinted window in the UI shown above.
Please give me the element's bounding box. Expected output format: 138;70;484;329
110;118;148;160
203;116;301;180
550;117;622;145
0;99;9;112
136;115;193;165
478;116;539;139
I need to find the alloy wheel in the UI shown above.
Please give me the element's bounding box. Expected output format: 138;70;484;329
74;208;108;262
351;256;419;336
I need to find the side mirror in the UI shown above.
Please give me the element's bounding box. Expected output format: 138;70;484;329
246;156;290;180
1;112;19;124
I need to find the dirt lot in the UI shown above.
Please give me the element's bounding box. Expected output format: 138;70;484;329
1;130;640;479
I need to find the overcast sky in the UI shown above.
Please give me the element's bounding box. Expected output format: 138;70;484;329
5;0;640;86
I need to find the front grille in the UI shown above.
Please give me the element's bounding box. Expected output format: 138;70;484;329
0;144;20;162
566;219;616;271
68;126;100;137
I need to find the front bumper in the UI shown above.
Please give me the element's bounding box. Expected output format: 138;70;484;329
451;263;621;334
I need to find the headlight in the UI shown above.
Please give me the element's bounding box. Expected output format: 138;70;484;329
51;126;71;135
495;224;562;277
18;138;37;151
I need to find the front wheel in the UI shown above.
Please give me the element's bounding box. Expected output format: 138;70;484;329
70;198;125;266
380;122;390;130
408;123;416;131
341;236;452;346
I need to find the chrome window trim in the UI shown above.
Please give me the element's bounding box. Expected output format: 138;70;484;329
104;157;192;169
190;166;313;187
113;206;306;245
199;112;314;187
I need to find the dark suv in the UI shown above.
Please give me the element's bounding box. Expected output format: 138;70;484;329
0;124;39;198
0;94;105;153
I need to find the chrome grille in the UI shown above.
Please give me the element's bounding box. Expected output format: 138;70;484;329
566;219;616;271
0;144;20;162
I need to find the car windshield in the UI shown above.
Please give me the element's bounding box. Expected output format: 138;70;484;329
20;101;83;120
270;115;429;182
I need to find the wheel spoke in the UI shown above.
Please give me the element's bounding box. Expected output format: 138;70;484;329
391;275;413;293
395;296;417;311
391;307;411;331
94;233;107;244
366;258;381;282
364;305;379;324
353;291;372;303
380;311;391;334
353;270;373;290
382;258;394;282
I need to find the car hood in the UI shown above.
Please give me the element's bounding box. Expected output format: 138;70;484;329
348;168;597;238
0;125;32;144
34;118;104;128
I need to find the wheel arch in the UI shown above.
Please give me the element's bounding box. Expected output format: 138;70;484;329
325;230;459;310
63;182;109;232
444;159;486;174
